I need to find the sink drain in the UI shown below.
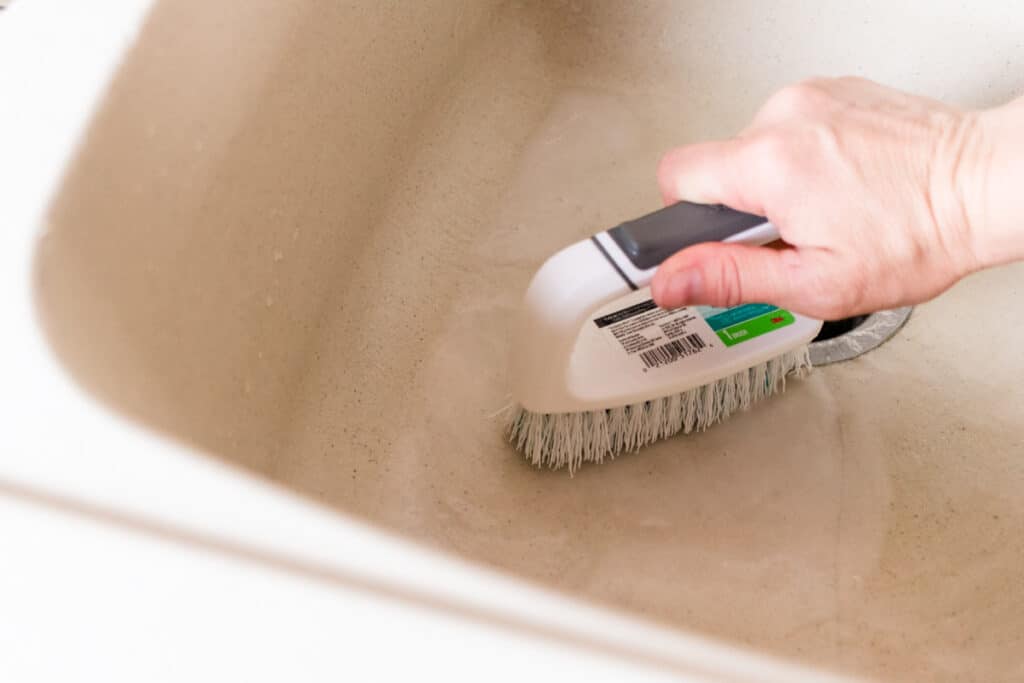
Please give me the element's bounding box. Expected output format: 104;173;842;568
808;307;912;365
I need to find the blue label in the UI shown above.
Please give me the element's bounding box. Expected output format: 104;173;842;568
701;303;778;331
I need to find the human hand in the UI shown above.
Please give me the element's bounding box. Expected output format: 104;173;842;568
651;77;1015;319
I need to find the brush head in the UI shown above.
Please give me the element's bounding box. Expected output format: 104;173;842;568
508;346;811;473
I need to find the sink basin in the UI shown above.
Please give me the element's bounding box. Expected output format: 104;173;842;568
9;0;1024;680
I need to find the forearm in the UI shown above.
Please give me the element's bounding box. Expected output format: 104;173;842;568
967;95;1024;269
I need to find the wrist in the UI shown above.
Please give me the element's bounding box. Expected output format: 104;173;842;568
959;97;1024;271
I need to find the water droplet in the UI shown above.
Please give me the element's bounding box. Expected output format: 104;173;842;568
273;249;284;262
265;295;275;307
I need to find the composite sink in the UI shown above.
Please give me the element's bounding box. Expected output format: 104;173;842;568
10;1;1024;680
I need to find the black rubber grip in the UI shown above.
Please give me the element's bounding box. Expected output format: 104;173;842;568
607;201;766;269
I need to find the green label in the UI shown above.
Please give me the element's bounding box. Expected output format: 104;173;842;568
715;308;795;346
702;303;778;331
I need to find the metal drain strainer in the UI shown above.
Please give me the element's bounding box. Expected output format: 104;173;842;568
808;306;913;366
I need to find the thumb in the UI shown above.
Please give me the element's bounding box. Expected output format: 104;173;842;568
658;138;766;215
651;242;820;313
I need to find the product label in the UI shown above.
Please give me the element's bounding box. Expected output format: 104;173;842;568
700;303;795;347
593;300;711;371
592;300;795;370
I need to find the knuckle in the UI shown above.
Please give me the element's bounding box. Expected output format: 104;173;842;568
766;81;822;115
657;148;681;178
707;251;746;308
745;129;791;170
835;75;870;88
795;263;856;319
808;120;841;157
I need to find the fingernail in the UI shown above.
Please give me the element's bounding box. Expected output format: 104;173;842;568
667;269;703;306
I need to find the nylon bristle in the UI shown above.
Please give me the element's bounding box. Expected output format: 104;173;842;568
507;347;812;473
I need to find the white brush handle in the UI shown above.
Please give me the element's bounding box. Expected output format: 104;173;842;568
592;202;778;291
511;203;782;413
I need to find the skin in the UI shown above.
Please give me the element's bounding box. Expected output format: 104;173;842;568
651;77;1024;319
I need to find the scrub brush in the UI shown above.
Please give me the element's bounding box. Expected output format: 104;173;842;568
506;201;822;472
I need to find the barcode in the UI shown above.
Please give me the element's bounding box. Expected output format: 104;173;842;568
639;334;707;368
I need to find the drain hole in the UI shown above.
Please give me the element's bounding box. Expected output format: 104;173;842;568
812;315;869;342
808;307;912;366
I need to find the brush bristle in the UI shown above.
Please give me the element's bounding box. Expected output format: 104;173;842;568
507;347;812;473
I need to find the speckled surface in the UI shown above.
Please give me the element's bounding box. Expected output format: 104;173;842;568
35;1;1024;680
